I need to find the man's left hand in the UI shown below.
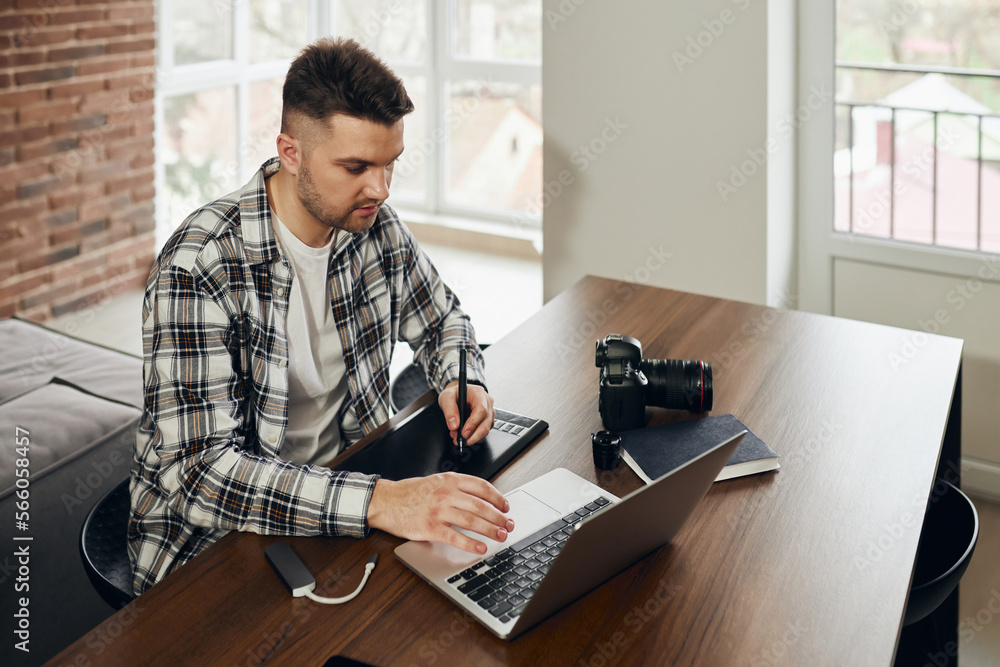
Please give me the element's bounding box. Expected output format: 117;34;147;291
439;381;494;446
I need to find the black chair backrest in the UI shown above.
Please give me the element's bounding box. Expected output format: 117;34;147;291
389;344;490;413
80;477;135;609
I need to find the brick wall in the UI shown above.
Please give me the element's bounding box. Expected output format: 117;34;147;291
0;0;156;321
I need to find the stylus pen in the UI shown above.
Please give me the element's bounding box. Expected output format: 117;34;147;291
457;349;467;453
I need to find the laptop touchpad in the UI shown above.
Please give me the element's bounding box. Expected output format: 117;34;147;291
502;490;562;544
450;489;561;554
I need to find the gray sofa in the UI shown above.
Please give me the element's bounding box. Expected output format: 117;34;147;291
0;317;142;666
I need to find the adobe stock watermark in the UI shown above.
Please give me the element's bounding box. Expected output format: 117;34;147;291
243;561;362;666
545;0;589;31
886;253;1000;372
555;245;672;360
509;116;629;229
394;77;498;181
244;540;394;666
749;618;815;667
355;1;407;40
407;610;476;666
850;125;960;238
726;417;841;530
52;67;163;175
7;0;74;49
202;106;283;197
715;83;833;202
853;510;920;572
878;0;921;39
16;269;134;389
52;604;144;667
577;576;683;667
62;446;132;515
854;459;962;572
717;84;833;202
923;587;1000;667
672;0;754;73
711;288;796;372
211;0;409;27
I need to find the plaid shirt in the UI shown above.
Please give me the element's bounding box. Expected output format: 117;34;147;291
129;158;486;595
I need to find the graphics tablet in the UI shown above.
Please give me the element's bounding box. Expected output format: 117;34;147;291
335;403;548;481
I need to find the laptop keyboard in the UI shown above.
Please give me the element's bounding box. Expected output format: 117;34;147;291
446;495;612;623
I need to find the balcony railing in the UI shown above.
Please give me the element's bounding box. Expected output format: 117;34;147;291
835;62;1000;253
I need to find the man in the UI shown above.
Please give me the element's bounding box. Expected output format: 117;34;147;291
128;38;513;595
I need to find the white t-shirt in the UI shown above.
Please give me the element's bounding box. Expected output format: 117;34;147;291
270;211;350;465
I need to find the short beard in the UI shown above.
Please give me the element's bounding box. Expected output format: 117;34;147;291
297;156;382;234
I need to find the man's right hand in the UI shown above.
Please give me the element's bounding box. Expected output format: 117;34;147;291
366;472;514;555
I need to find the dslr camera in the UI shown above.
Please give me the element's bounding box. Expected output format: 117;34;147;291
595;333;713;431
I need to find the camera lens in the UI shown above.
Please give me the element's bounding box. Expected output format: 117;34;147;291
641;359;713;413
592;431;621;470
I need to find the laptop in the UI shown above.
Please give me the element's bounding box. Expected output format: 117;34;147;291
394;430;746;640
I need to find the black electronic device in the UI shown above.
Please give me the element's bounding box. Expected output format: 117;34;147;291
265;542;315;597
595;333;713;431
337;404;548;481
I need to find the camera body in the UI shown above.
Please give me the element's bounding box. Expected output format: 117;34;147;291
595;334;649;432
595;333;713;431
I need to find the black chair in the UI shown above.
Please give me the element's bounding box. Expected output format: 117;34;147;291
894;479;978;665
389;344;490;413
904;479;979;624
80;477;136;610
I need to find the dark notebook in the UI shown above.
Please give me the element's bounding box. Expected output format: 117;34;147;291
619;414;779;484
335;404;548;481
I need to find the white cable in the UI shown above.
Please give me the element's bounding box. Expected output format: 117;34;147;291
304;554;378;605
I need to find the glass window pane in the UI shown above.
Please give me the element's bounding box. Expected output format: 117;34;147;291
452;0;541;61
836;3;1000;253
163;88;239;234
446;80;541;215
330;0;426;62
930;113;982;251
983;169;1000;253
246;77;285;175
249;1;309;64
391;75;427;202
886;109;937;245
173;0;233;65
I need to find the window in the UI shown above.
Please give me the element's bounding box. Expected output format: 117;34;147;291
835;1;1000;253
155;1;542;248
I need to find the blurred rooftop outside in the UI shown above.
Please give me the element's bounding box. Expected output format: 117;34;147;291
836;0;1000;253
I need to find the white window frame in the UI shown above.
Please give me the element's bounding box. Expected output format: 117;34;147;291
155;1;542;248
382;1;541;228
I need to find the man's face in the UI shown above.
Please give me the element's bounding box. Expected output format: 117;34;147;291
295;114;405;235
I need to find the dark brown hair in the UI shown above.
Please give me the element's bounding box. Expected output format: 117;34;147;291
281;37;414;138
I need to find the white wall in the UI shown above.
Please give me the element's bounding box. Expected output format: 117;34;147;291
541;0;796;307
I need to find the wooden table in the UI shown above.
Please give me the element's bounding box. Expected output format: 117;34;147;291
47;275;964;666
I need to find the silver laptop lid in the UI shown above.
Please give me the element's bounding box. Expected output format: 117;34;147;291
509;430;745;638
396;430;746;640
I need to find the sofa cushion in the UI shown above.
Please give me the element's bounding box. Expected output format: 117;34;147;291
0;317;142;408
0;382;140;496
